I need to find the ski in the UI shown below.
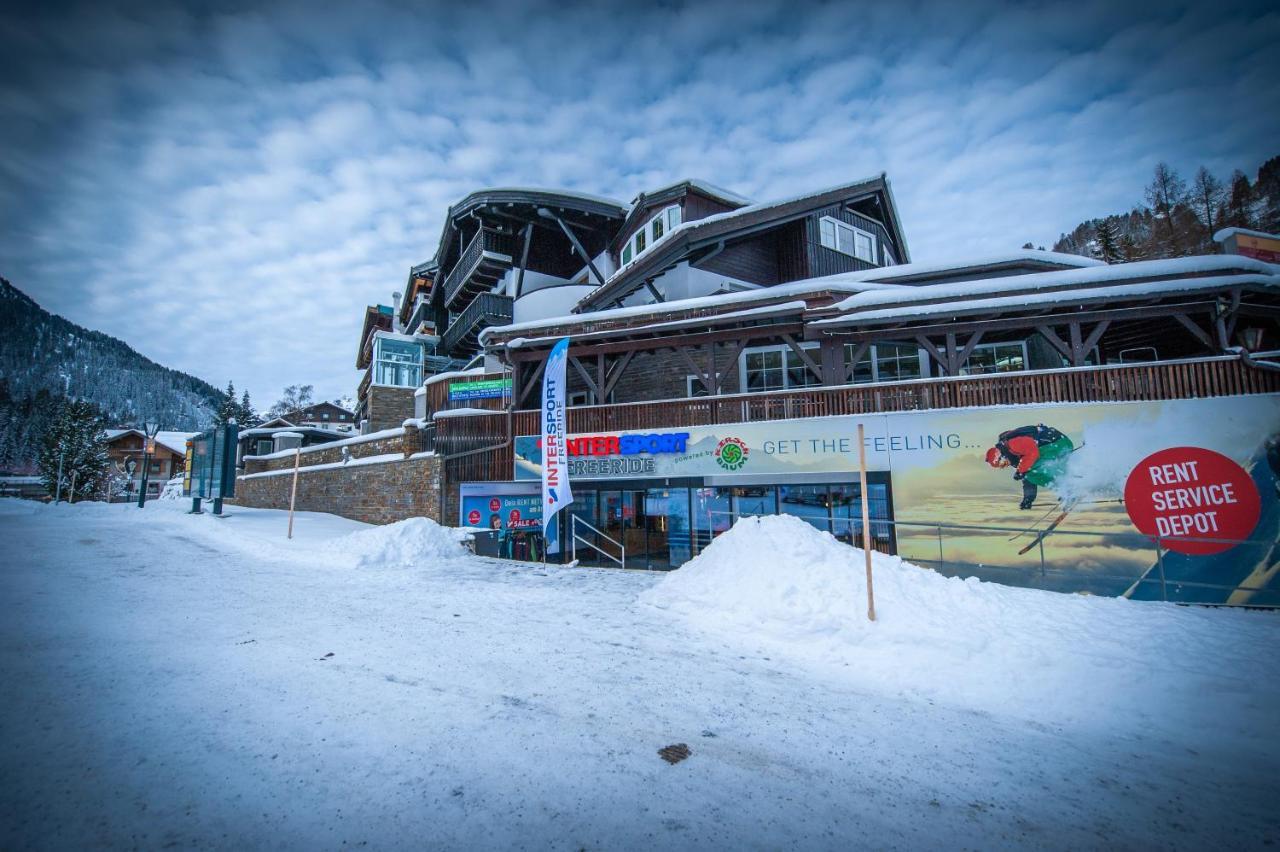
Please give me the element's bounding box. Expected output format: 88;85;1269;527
1008;502;1064;542
1017;504;1074;555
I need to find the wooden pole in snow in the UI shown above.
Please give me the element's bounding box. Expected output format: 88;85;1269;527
857;423;876;622
287;448;300;539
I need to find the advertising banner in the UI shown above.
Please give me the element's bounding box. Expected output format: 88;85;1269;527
540;338;572;552
460;492;545;561
514;394;1280;603
448;378;512;401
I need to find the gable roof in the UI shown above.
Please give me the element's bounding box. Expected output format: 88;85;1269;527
575;173;910;311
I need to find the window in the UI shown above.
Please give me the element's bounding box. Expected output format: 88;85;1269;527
961;342;1027;375
686;375;709;398
819;216;877;262
741;344;821;392
374;337;423;387
322;413;330;420
255;439;273;456
620;205;680;268
844;343;926;383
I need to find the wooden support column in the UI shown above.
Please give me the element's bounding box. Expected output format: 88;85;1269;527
515;357;546;408
916;335;948;375
781;334;823;383
674;345;715;396
601;350;636;400
569;356;602;402
819;338;843;386
1173;312;1217;352
513;223;533;298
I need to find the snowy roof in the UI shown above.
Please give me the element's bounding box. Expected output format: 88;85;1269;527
577;173;908;309
633;178;752;207
449;186;628;211
830;249;1104;284
103;429;199;455
481;276;905;345
1213;226;1280;243
824;255;1280;315
813;272;1280;329
424;366;488;386
506;301;811;349
236;426;346;440
433;407;504;419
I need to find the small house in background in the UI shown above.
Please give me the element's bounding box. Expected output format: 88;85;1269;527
279;401;358;433
103;429;199;501
235;423;345;470
1215;227;1280;263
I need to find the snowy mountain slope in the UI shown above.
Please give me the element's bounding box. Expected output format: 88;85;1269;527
0;277;223;469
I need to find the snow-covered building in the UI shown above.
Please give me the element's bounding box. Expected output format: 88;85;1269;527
103;429;198;501
293;174;1280;604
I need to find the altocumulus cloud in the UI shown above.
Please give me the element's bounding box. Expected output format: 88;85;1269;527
1;0;1277;405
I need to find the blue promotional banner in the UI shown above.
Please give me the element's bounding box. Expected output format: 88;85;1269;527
541;338;572;553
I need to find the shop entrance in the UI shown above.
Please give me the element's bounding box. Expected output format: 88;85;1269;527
565;487;694;570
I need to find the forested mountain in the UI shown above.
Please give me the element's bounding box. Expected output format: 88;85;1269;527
1051;155;1280;262
0;278;224;471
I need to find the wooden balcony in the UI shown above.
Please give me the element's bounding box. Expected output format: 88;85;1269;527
433;355;1280;483
441;292;513;356
443;228;516;309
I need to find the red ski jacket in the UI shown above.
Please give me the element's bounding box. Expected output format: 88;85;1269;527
1004;435;1040;474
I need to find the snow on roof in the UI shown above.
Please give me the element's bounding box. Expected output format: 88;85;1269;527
826;255;1280;314
812;272;1279;328
433;407;504;419
481;276;905;343
1213;226;1280;243
634;178;753;207
506;301;811;349
600;174;889;287
833;249;1104;284
272;431;304;439
237;426;345;439
103;429;198;455
424;366;488;386
453;186;627;211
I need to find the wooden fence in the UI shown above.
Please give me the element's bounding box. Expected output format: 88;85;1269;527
435;355;1280;484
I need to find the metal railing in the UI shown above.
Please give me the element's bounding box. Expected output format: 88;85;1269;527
443;228;515;307
441;292;514;355
703;509;1274;606
571;513;626;569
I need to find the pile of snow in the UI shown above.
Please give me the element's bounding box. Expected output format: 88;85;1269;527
158;475;184;500
640;514;1280;732
333;516;473;569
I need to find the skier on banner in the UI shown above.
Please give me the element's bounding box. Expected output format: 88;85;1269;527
984;424;1075;510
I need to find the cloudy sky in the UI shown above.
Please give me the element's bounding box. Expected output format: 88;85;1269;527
2;0;1278;410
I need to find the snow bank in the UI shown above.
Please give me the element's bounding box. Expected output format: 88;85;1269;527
641;514;1280;734
334;517;472;569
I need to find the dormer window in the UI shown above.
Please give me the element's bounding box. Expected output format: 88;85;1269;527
820;216;876;263
620;205;682;269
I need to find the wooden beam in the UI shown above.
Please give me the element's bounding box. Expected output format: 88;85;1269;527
781;334;823;382
569;356;601;400
954;330;985;371
674;345;714;396
1035;324;1073;361
541;209;606;286
515;358;546;408
601;350;636;399
843;341;869;383
643;280;665;303
1172;312;1215;350
1078;320;1111;364
915;335;948;374
718;338;750;392
513;222;533;298
508;322;808;360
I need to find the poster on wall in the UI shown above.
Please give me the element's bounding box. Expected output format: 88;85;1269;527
513;395;1280;604
460;492;545;561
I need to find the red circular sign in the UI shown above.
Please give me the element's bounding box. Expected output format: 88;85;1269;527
467;509;481;526
489;498;501;512
1124;447;1260;555
508;508;522;525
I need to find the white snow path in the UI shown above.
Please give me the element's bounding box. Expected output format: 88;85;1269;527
0;499;1277;850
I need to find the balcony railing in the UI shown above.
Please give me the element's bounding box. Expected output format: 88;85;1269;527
433;354;1280;483
441;292;513;356
443;228;516;308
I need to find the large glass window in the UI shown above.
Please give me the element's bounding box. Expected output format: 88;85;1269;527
961;342;1027;375
375;337;423;387
619;205;680;269
844;342;925;384
819;216;877;262
742;344;821;392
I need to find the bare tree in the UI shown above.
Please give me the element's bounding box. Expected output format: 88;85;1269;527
268;384;316;420
1144;162;1188;254
1190;166;1224;245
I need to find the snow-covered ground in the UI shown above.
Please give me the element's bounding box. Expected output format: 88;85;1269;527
1;500;1277;849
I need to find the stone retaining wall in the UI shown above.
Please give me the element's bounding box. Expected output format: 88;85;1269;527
236;423;442;525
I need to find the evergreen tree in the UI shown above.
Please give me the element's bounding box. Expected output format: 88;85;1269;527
1119;232;1142;262
1223;170;1255;230
215;380;239;426
238;390;262;427
1094;219;1122;263
1255;155;1280;233
37;399;109;501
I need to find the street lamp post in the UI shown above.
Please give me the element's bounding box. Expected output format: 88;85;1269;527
137;423;160;508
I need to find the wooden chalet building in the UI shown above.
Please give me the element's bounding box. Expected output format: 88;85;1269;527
331;173;1280;604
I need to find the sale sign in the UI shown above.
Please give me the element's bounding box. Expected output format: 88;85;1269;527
1124;447;1261;555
